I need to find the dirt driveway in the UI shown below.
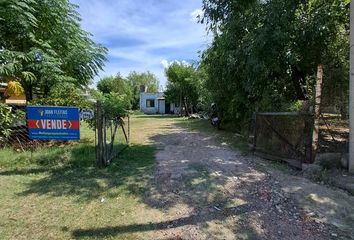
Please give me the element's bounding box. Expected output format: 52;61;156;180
143;121;354;240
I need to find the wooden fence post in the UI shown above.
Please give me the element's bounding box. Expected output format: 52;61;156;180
128;115;130;145
252;112;258;151
349;0;354;173
96;100;104;167
103;115;107;166
311;64;324;162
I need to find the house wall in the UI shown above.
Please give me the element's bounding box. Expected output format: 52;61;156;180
140;92;164;114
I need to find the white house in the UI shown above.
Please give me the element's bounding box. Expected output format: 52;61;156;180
140;92;175;114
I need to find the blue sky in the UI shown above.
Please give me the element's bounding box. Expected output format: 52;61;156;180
70;0;211;88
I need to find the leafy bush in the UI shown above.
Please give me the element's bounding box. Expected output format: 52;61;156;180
102;93;131;119
85;91;131;130
32;83;90;109
0;103;15;140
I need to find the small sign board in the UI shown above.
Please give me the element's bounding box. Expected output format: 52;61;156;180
27;106;80;140
80;109;94;120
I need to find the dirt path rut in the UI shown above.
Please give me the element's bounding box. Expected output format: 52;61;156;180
144;125;351;240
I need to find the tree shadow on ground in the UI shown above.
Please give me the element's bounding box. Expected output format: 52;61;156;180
4;121;351;239
11;144;155;202
134;115;180;119
69;129;341;239
72;204;253;238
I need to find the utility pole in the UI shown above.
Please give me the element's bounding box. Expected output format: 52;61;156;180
349;0;354;173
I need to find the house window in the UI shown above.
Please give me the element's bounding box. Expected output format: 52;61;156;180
146;99;155;108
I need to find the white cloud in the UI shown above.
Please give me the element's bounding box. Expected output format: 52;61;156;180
160;59;191;69
161;59;169;69
72;0;211;87
190;8;204;22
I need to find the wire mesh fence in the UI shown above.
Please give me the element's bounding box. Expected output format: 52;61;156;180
0;104;96;152
319;113;349;153
1;103;130;168
0;104;31;151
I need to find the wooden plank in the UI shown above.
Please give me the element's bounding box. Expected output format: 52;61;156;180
121;123;129;144
257;112;313;116
252;113;258;151
254;151;302;169
262;117;306;159
96;101;104;167
103;115;107;166
127;115;130;145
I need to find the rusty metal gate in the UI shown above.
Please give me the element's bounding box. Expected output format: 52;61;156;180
253;112;313;168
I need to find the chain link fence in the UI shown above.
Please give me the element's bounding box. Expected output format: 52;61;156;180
319;113;349;153
0;104;31;150
0;104;96;152
1;103;130;168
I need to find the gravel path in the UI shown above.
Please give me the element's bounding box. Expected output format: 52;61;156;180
143;125;351;240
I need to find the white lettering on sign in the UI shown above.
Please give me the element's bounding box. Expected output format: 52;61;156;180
40;120;69;129
43;109;68;116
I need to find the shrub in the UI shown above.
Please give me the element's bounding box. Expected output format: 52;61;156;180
0;103;15;140
32;83;90;109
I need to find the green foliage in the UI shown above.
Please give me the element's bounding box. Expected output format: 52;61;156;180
101;93;131;119
0;0;107;100
201;0;350;128
0;103;15;139
165;62;204;114
32;83;90;109
97;74;131;96
126;71;160;109
97;71;160;110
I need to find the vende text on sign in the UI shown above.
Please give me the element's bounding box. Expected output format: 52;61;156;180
27;106;80;140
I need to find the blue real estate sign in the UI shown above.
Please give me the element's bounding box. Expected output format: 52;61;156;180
27;106;80;140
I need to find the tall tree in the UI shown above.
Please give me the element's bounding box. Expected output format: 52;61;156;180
165;62;200;116
0;0;107;101
201;0;349;126
97;74;131;96
126;71;159;109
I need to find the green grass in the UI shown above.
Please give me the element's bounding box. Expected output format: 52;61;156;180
0;123;96;170
0;117;161;240
0;115;292;239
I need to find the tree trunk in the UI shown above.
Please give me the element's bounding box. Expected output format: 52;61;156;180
24;84;33;101
43;80;50;98
96;101;104;167
184;98;190;116
179;90;183;117
291;65;307;100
